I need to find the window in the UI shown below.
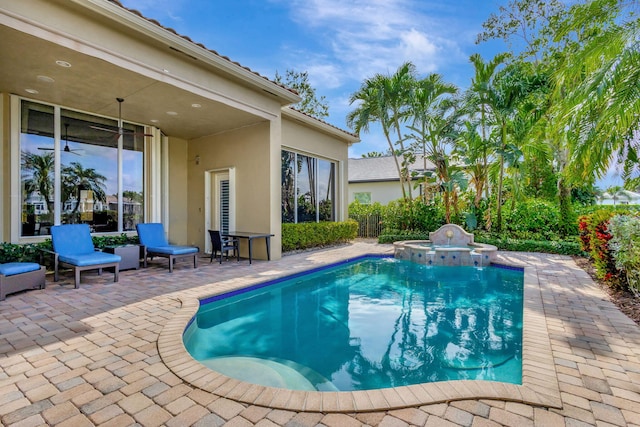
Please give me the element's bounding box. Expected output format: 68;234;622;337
20;100;144;236
281;150;336;223
354;192;372;204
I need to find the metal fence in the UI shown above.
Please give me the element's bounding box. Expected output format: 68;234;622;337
350;213;384;238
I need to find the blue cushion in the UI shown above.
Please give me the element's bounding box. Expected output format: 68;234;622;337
59;252;121;267
0;262;41;277
136;223;168;248
51;224;95;255
147;245;198;255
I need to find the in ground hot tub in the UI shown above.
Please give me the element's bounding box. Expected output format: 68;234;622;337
394;224;497;267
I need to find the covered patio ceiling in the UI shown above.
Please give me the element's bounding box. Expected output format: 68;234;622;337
0;24;275;140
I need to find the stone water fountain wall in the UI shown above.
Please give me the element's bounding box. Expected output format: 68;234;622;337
394;224;497;267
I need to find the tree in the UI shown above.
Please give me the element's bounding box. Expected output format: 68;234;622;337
61;162;107;215
605;186;632;206
361;150;390;158
347;62;417;201
21;151;55;214
405;73;459;221
461;52;510;226
476;0;567;62
275;69;330;119
472;60;534;232
554;0;640;183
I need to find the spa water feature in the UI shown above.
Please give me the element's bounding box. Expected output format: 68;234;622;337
394;224;497;267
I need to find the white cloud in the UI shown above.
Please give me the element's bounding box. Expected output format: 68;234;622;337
274;0;466;88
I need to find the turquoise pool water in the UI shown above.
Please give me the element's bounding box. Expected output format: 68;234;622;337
183;256;524;391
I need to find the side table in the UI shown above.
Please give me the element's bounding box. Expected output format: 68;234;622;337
103;245;140;270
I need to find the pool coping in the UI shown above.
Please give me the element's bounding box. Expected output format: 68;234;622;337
157;257;562;413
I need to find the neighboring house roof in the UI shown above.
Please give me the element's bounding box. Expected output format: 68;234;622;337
348;156;436;183
600;190;640;201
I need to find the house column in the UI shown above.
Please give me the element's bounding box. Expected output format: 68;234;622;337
269;115;282;260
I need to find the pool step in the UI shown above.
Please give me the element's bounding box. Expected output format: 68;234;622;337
200;356;337;391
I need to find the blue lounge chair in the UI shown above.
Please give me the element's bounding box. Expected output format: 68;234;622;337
49;224;121;288
0;262;46;300
136;223;199;273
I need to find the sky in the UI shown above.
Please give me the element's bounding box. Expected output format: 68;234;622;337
118;0;622;188
118;0;506;150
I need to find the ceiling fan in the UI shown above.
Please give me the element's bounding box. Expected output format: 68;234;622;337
89;98;153;140
39;123;83;155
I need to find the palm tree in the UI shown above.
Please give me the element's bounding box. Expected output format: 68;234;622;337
604;186;632;206
485;61;541;232
405;73;459;221
348;62;417;201
455;121;491;210
61;162;107;215
554;0;639;182
21;151;55;213
464;53;510;229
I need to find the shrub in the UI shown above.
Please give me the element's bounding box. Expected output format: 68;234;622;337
608;214;640;296
578;215;591;252
576;204;640;216
282;220;358;252
584;209;623;283
91;233;139;249
0;242;47;263
502;199;563;240
349;201;385;238
382;199;447;233
0;234;139;267
474;236;585;256
378;231;430;244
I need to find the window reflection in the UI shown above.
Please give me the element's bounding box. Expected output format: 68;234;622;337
281;151;295;223
318;159;335;221
281;150;336;223
20;102;55;236
297;154;316;222
19;100;145;236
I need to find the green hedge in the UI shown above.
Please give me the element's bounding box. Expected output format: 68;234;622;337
0;234;139;265
377;232;585;255
282;220;358;252
474;236;585;256
0;242;49;263
377;231;430;244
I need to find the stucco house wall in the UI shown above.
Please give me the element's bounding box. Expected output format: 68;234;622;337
349;181;412;205
348;156;434;206
187;122;276;259
1;0;357;262
281;109;353;222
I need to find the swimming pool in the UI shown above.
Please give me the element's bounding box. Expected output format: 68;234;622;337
183;256;524;392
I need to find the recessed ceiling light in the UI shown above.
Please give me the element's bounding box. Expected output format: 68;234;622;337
166;111;178;116
37;75;55;83
191;103;201;108
55;60;71;68
150;119;159;123
25;88;39;94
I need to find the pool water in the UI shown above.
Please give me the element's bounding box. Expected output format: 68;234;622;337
183;257;524;391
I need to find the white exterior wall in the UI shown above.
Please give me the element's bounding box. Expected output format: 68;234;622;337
349;181;420;205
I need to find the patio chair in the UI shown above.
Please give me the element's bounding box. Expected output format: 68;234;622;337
0;262;46;300
136;223;199;272
49;224;121;288
208;230;240;264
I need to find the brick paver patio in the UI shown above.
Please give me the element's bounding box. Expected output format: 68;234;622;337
1;241;639;426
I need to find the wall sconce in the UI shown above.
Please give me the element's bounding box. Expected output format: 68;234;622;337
195;155;200;165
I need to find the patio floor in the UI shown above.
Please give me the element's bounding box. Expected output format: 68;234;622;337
1;241;639;426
